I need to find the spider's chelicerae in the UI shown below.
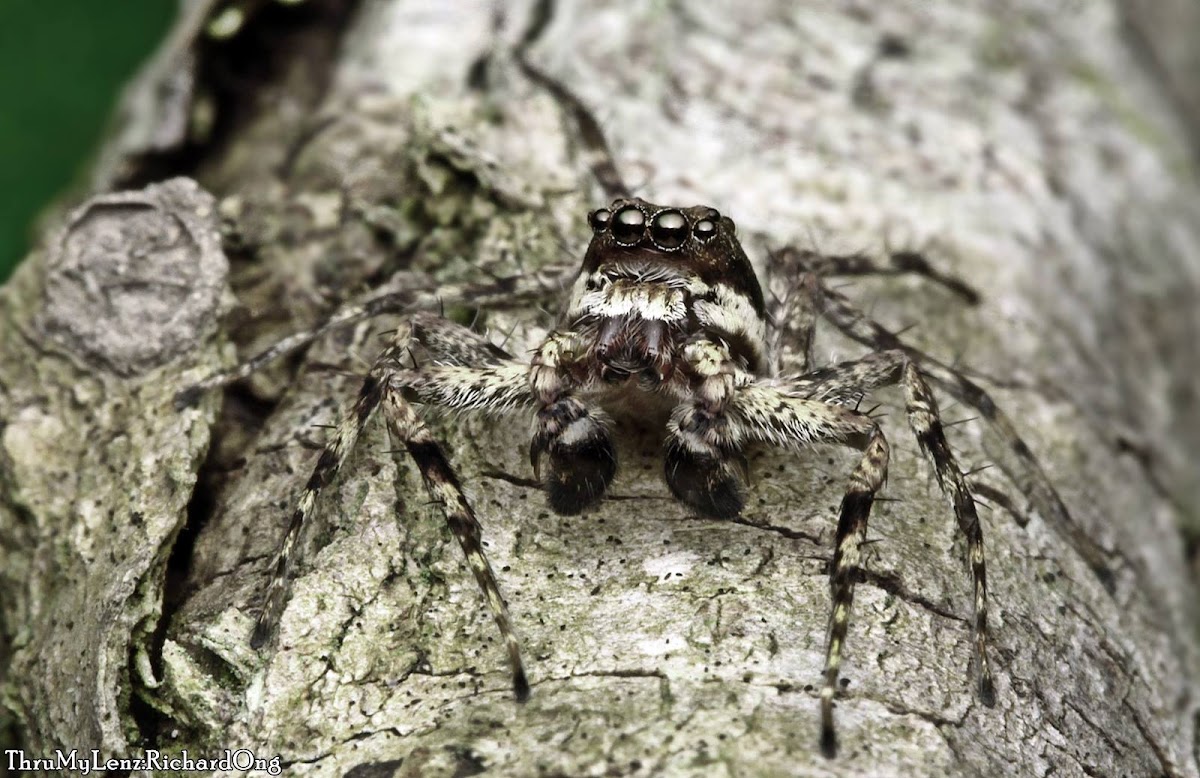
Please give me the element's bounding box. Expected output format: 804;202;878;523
181;196;1002;757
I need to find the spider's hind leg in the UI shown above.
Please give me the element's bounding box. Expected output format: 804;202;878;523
783;251;1105;590
901;360;995;706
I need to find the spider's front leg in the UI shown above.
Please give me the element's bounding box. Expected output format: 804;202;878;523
253;313;535;700
745;351;996;755
722;376;888;757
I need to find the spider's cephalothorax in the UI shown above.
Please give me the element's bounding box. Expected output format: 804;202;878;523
532;198;769;519
570;198;767;377
183;198;1003;758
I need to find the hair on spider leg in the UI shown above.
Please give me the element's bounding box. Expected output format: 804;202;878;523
494;320;523;352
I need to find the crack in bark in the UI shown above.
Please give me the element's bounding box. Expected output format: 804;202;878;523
1123;696;1184;778
859;569;966;624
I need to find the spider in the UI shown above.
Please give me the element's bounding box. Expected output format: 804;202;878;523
179;196;1003;757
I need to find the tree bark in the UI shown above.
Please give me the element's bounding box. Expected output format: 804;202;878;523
2;1;1198;776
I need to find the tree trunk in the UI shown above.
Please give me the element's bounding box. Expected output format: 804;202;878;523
2;1;1198;776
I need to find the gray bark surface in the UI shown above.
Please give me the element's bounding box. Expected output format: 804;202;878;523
2;1;1198;776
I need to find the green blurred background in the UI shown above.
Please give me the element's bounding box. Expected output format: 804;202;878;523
0;0;175;284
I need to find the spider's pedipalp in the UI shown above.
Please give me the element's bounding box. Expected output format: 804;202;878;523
664;404;747;519
529;332;619;514
530;398;617;514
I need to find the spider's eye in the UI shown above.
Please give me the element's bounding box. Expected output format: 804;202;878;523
649;210;688;251
693;219;718;242
611;206;646;246
588;208;611;234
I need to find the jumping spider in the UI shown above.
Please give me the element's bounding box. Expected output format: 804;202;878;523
181;196;1000;757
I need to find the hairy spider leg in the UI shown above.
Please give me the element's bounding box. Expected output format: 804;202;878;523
767;270;823;376
809;279;1111;591
251;371;384;649
749;350;995;756
902;360;994;709
174;268;569;409
766;246;982;378
821;426;890;759
381;379;530;700
252;314;536;700
771;245;981;304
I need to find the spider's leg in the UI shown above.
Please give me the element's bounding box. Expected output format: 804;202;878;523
174;269;568;408
817;286;1112;590
381;372;530;701
725;384;886;759
768;270;822;375
515;54;628;199
252;315;532;652
514;11;629;199
251;371;385;647
771;351;996;701
773;245;980;304
769;348;905;407
821;424;890;759
901;361;995;706
384;314;536;697
529;331;617;514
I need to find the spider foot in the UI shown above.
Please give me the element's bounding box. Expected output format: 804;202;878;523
663;442;747;519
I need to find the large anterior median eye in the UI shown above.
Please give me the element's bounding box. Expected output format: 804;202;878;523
650;210;688;250
611;206;647;246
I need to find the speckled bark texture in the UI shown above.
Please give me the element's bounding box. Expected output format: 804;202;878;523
2;1;1198;776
